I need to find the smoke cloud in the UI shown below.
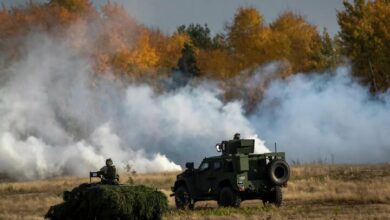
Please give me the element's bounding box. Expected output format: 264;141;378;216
252;68;390;163
0;34;389;180
0;35;267;180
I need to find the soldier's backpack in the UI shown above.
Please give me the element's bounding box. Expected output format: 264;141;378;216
105;165;117;180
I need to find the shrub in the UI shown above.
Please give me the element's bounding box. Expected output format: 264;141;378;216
45;184;168;220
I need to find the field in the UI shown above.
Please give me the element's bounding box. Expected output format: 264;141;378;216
0;164;389;220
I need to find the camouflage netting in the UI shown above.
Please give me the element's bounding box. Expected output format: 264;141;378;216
45;184;168;220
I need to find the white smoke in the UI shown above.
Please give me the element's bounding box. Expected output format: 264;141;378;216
1;34;389;180
0;35;267;180
252;67;390;163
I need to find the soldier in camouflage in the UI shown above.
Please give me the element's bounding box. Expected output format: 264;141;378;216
99;158;119;185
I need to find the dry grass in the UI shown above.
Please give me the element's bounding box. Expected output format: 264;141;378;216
0;164;389;219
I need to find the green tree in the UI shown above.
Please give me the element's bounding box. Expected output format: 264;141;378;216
177;24;213;49
177;43;200;77
318;28;340;70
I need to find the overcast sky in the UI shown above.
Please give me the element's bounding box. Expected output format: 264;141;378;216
2;0;345;35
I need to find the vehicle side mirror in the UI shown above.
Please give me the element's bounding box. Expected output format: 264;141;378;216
185;162;194;169
216;144;222;152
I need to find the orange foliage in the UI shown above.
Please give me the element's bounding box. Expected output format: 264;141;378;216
125;30;159;73
49;0;94;15
0;2;335;84
227;7;269;70
270;12;323;73
151;32;190;70
338;0;390;92
197;49;238;80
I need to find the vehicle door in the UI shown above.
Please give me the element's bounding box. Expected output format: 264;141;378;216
195;160;214;196
207;159;222;194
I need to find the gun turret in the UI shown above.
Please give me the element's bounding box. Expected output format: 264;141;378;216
216;139;254;155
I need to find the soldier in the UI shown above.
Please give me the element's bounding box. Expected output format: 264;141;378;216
233;133;240;140
99;158;119;185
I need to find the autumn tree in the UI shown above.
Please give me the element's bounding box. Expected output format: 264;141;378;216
128;30;160;73
93;2;137;74
338;0;390;92
177;23;234;79
227;7;270;71
49;0;93;14
197;48;237;79
150;30;189;71
270;11;323;74
176;24;235;79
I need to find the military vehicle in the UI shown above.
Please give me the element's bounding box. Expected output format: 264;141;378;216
171;137;290;209
45;172;168;220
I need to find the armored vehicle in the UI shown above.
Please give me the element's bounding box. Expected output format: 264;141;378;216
171;138;290;209
45;172;168;220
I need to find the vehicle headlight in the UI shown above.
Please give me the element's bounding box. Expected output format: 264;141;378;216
237;176;246;184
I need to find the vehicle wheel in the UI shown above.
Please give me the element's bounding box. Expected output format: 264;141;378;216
268;186;283;207
175;186;190;209
267;160;290;185
218;186;241;208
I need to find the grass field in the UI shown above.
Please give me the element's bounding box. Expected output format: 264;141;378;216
0;164;389;219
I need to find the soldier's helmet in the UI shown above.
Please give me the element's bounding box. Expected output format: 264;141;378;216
233;133;240;140
106;158;113;166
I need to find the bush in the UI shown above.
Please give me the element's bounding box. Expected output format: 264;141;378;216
45;184;168;220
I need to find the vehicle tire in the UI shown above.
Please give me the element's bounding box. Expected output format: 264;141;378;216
268;186;283;207
267;159;290;185
175;186;190;209
218;186;241;208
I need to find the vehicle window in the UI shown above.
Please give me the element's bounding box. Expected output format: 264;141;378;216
214;161;221;170
224;161;233;172
199;162;209;171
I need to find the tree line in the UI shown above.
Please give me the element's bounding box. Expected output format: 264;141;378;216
0;0;389;104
